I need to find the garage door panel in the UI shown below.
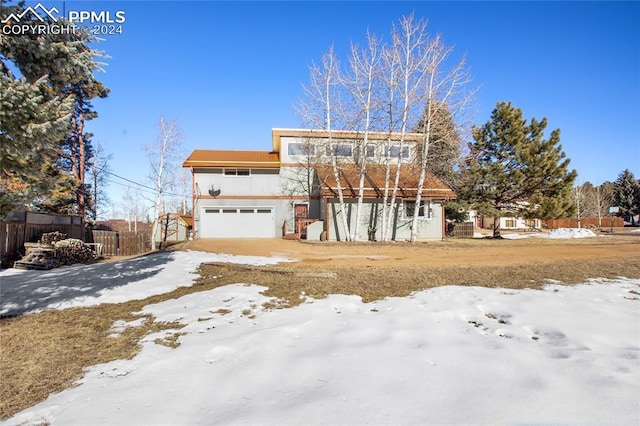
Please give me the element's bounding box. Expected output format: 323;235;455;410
201;207;274;238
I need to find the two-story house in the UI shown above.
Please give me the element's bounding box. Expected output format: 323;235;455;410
182;128;456;240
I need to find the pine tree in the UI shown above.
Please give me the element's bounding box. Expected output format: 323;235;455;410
0;1;108;217
612;169;640;225
413;102;462;189
465;102;577;237
0;74;73;215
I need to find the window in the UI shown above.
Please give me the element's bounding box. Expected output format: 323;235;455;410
365;145;376;158
525;219;537;228
386;145;410;159
404;200;432;219
327;143;353;157
224;169;250;176
288;143;315;156
505;219;516;228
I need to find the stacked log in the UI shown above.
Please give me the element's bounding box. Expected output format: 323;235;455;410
14;237;96;270
39;231;67;245
55;239;95;264
14;246;59;270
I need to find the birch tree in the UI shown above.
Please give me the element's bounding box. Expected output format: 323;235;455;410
409;32;473;241
572;183;587;229
381;15;429;241
344;32;383;240
299;47;353;240
146;117;183;249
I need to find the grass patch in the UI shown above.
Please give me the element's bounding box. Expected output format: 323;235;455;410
1;252;639;420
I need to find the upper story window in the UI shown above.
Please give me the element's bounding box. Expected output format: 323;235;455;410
224;168;250;176
365;145;376;158
287;143;315;156
327;143;353;157
386;145;410;159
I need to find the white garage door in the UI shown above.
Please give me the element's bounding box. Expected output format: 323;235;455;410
200;207;275;238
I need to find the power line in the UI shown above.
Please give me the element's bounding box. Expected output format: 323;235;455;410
104;170;186;198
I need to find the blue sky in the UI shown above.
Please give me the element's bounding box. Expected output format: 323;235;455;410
17;1;640;214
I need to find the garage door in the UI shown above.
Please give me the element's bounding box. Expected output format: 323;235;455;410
200;207;275;238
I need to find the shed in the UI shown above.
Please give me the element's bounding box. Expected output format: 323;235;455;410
154;213;193;243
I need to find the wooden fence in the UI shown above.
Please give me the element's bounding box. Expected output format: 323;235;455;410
0;212;84;267
90;230;150;256
543;217;624;229
451;222;474;238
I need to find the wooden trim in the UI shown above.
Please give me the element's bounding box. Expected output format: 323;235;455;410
196;195;321;200
325;197;330;241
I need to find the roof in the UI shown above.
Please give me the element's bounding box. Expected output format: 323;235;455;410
183;150;280;168
154;213;193;227
315;164;457;200
271;128;423;153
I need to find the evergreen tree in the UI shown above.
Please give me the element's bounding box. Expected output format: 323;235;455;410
465;102;577;237
0;72;73;215
0;0;108;217
612;169;640;225
412;102;462;189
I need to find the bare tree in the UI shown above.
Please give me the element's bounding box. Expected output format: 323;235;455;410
409;30;474;241
381;15;429;241
344;32;383;240
121;188;147;233
297;14;474;242
87;141;113;223
145;116;183;249
592;182;613;229
572;183;587;229
299;47;353;240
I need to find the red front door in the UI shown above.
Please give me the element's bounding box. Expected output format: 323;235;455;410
294;204;308;236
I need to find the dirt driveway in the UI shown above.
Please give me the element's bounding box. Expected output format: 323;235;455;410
178;234;639;270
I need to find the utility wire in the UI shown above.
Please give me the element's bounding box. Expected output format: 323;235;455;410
103;170;186;198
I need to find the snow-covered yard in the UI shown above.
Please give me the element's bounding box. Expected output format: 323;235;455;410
1;249;639;425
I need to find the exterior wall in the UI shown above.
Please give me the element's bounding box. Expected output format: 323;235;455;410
194;168;280;197
499;217;541;230
153;215;190;242
193;166;323;237
325;199;444;241
279;135;416;166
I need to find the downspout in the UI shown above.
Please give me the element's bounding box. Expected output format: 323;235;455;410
441;202;446;240
190;167;196;238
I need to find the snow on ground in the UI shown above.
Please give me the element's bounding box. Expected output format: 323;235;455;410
0;251;292;317
1;251;639;425
501;227;597;240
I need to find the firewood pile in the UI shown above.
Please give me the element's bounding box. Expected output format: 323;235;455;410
14;234;97;270
55;238;95;264
39;231;67;245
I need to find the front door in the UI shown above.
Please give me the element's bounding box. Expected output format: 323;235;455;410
294;204;309;236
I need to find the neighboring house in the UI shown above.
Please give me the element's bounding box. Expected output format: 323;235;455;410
182;128;457;240
153;213;193;243
477;216;541;231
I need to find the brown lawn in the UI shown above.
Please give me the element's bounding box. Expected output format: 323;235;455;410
1;233;639;419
